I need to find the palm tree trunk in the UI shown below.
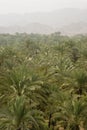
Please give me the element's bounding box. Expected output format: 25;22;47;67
71;124;80;130
48;113;52;128
16;127;21;130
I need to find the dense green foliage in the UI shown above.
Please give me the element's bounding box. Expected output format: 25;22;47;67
0;33;87;130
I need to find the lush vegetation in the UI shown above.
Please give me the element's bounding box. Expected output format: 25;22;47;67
0;33;87;130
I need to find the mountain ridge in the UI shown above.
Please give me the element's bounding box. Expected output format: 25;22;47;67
0;8;87;35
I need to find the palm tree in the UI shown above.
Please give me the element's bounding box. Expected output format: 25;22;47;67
0;96;44;130
0;64;44;104
62;69;87;96
53;94;87;130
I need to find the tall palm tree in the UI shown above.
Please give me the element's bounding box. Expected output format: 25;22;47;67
0;64;44;104
0;96;44;130
62;69;87;96
52;94;87;130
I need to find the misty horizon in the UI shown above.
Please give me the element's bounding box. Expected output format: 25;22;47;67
0;0;87;35
0;0;87;14
0;7;87;15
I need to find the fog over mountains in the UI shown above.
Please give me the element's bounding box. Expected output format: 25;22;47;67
0;8;87;35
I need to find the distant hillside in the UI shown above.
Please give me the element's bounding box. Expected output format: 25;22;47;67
60;22;87;35
0;23;54;34
0;8;87;35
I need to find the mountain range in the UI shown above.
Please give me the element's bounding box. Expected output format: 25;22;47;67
0;8;87;35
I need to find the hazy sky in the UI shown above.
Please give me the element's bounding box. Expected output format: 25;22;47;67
0;0;87;14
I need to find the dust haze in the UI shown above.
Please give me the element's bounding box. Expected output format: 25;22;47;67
0;0;87;35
